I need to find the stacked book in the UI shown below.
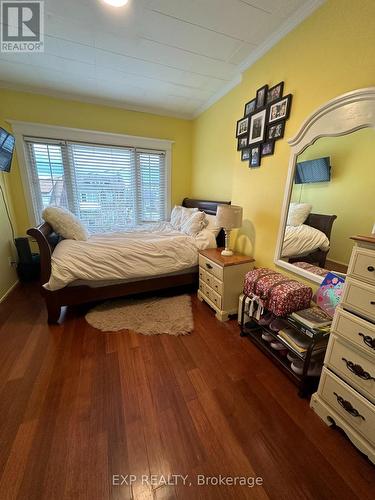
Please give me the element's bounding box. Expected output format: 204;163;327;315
277;307;332;358
277;327;327;358
287;307;332;338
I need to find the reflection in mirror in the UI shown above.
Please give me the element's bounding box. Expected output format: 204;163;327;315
280;128;375;277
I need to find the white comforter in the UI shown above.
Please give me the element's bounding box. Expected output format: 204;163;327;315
281;224;330;258
45;222;216;291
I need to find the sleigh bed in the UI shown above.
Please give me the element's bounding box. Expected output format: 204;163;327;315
28;198;229;324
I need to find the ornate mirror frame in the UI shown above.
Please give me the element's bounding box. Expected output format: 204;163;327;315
274;87;375;284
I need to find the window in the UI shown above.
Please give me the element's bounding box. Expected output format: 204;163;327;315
24;138;168;232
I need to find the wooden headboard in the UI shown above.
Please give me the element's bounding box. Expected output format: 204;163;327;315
305;213;337;240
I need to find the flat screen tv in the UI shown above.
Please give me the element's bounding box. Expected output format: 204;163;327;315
0;128;15;173
295;157;331;184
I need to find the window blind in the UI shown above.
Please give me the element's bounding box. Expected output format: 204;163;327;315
24;137;168;232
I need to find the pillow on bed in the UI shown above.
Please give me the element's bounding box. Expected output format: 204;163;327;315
204;214;221;237
42;206;89;241
170;205;198;229
287;202;312;226
181;211;206;236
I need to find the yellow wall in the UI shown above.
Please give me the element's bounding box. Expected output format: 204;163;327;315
292;129;375;264
0;89;193;297
191;0;375;275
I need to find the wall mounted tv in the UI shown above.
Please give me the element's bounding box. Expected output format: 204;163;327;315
295;157;331;184
0;128;15;173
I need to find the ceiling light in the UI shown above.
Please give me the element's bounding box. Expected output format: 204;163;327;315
102;0;129;7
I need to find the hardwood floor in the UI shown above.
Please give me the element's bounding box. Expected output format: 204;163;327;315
0;284;374;500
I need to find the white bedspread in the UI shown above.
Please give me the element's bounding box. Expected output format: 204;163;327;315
281;224;330;258
45;223;216;291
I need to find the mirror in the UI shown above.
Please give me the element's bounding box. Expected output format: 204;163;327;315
275;88;375;284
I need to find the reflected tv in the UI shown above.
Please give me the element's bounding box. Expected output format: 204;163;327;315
295;157;331;184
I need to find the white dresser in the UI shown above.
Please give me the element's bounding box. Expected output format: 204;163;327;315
197;248;254;321
311;235;375;464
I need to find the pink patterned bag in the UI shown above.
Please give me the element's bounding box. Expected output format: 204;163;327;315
243;268;312;317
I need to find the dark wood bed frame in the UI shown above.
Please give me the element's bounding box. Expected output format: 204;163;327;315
27;198;230;324
288;213;337;268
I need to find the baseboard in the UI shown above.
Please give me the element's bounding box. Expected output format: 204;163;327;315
0;280;19;304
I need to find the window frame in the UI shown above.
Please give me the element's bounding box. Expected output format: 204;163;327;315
10;121;173;227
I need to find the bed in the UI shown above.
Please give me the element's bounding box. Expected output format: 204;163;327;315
28;198;230;324
284;213;337;268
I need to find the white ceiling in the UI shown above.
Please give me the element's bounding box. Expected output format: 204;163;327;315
0;0;322;118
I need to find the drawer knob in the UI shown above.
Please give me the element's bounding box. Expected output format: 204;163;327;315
341;357;375;381
333;392;365;420
371;301;375;306
358;333;375;350
205;263;213;270
367;266;375;272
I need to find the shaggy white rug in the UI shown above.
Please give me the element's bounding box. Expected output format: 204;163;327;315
85;294;194;335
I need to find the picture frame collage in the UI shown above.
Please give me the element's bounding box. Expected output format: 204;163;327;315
236;82;292;168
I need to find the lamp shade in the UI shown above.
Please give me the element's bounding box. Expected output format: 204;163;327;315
216;205;243;230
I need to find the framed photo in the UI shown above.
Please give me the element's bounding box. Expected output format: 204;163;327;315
267;81;284;105
256;85;268;109
248;109;267;145
237;136;248;150
249;145;260;167
267;121;285;141
261;141;275;157
241;149;250;161
269;94;292;123
244;98;256;116
236;116;249;137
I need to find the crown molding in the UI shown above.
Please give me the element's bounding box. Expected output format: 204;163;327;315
191;0;325;118
0;81;194;121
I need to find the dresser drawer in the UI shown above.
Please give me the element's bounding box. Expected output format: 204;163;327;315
348;247;375;285
332;308;375;356
201;282;222;310
320;368;375;446
342;278;375;322
326;334;375;404
198;255;223;281
203;272;223;296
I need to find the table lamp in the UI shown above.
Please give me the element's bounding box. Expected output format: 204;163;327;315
216;205;243;256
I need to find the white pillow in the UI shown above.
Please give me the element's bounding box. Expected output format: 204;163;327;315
170;205;198;230
194;228;217;250
205;214;221;237
170;206;183;229
181;211;206;236
42;206;89;241
287;202;312;226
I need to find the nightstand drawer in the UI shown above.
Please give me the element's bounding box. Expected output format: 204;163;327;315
326;334;375;404
201;282;222;310
332;308;375;357
348;247;375;285
203;272;223;296
320;368;375;446
342;278;375;322
199;255;223;281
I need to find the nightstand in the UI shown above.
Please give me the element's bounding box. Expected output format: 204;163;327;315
198;248;255;321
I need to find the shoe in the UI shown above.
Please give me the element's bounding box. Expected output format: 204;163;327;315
287;352;299;363
270;341;288;356
261;332;273;342
258;312;274;326
269;318;288;332
291;360;323;376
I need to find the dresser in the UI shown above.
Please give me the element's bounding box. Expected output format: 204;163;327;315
311;235;375;464
197;248;254;321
